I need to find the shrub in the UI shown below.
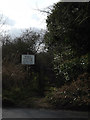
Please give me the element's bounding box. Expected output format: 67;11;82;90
46;73;90;110
2;63;27;89
54;54;88;84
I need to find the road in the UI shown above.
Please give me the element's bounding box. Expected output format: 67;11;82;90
2;108;88;118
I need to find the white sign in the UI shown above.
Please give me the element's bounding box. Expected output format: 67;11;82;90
22;55;35;65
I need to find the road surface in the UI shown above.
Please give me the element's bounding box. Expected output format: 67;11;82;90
2;108;88;118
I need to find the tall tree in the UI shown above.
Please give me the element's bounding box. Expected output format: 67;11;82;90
45;2;89;56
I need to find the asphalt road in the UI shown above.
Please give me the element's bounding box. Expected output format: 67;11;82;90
2;108;88;119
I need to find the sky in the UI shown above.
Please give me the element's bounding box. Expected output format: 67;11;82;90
0;0;60;37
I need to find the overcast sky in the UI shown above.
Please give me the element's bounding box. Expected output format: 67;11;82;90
0;0;60;36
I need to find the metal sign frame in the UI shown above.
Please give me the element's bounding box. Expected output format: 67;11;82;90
21;54;35;65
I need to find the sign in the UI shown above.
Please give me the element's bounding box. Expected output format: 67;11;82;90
22;55;35;65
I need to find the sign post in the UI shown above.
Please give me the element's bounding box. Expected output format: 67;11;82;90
21;54;44;96
21;54;35;80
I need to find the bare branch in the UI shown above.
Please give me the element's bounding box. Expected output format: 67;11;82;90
33;5;53;15
35;9;51;14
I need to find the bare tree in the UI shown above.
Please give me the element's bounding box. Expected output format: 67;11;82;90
0;14;6;46
0;14;6;33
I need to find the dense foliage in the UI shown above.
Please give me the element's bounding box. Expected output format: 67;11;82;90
45;2;89;86
44;2;89;110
